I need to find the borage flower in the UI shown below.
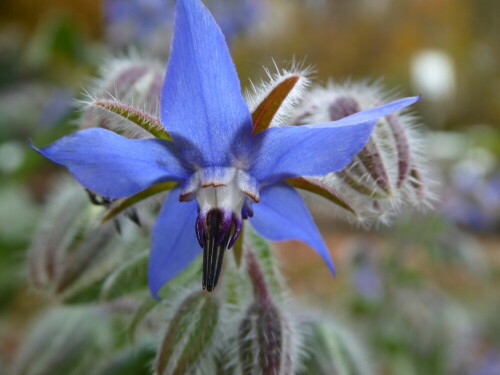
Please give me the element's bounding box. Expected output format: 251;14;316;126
33;0;419;298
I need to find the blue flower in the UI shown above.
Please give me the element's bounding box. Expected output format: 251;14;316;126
33;0;419;297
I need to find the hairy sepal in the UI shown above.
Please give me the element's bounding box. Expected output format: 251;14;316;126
128;258;202;340
90;100;171;140
286;177;359;216
252;74;300;133
101;182;177;223
100;250;149;301
155;291;220;375
246;64;312;129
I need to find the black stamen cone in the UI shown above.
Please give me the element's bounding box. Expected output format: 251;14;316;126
201;209;233;292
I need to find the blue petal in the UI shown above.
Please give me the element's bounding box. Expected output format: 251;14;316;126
33;128;189;199
161;0;252;167
148;186;201;298
308;95;421;129
250;183;335;275
250;96;420;185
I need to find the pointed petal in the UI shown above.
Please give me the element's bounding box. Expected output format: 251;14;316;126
148;187;201;298
250;96;420;185
250;120;374;185
309;95;421;129
250;183;335;275
161;0;252;166
33;128;189;199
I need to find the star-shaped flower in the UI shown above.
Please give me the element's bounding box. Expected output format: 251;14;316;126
33;0;419;298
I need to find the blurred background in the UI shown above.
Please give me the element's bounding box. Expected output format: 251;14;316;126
0;0;499;374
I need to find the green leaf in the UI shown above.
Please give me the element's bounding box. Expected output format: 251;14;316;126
91;100;171;140
100;250;149;301
128;297;159;342
252;75;300;134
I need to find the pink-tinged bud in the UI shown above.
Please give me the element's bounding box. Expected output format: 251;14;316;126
237;250;297;375
292;82;431;223
155;291;219;375
239;302;284;375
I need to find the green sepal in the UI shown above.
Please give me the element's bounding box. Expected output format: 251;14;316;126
101;182;177;223
252;75;300;134
91;100;171;140
155;292;219;375
286;177;358;216
248;227;283;299
128;258;202;340
100;250;149;301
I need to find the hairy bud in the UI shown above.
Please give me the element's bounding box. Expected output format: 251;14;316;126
292;82;431;223
27;179;144;301
237;250;296;375
11;306;115;375
155;291;219;375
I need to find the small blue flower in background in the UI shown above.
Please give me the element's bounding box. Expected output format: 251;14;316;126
104;0;172;48
34;0;419;297
104;0;263;49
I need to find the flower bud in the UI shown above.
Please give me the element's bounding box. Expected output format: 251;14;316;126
27;179;144;302
238;302;285;375
155;290;219;375
292;82;431;223
237;250;297;375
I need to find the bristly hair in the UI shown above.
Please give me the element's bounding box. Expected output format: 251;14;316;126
76;52;166;139
291;80;435;227
245;58;315;128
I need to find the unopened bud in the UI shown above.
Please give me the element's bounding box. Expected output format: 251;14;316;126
155;290;219;375
292;82;431;223
27;179;139;301
237;250;296;375
11;306;115;375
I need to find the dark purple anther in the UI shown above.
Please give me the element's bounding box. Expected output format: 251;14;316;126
241;200;254;219
196;208;243;292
